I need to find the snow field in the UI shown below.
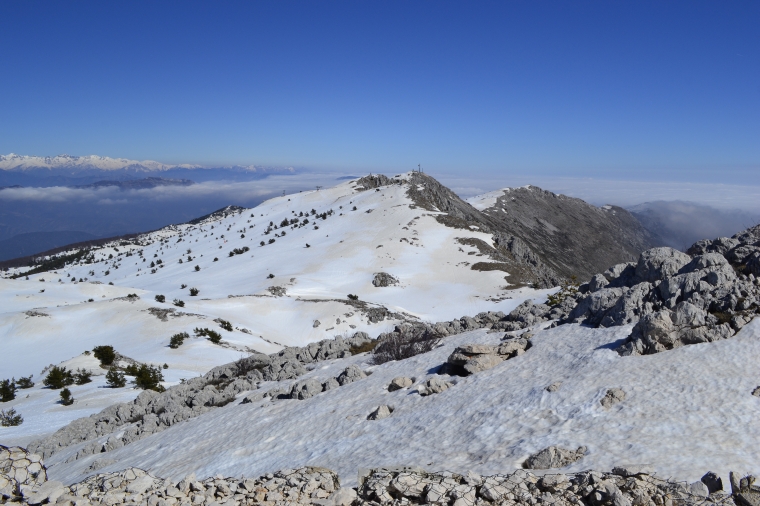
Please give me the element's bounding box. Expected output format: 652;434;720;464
45;318;760;488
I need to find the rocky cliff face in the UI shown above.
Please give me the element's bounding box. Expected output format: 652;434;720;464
474;185;658;282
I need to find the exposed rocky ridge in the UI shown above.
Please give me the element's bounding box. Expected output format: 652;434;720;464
495;224;760;356
354;173;657;289
476;186;658;282
5;446;751;506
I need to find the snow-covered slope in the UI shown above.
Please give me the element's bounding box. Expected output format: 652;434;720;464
43;318;760;487
0;154;200;172
0;173;551;442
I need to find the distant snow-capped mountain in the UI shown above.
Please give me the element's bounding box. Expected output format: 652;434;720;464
0;153;290;173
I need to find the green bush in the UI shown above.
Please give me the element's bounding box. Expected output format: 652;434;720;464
106;368;126;388
43;367;75;389
194;327;222;344
155;294;166;303
173;299;185;307
169;332;189;349
93;345;116;366
218;319;233;332
59;388;74;406
0;379;16;402
0;408;23;427
189;287;199;296
75;369;92;385
194;265;200;271
132;364;164;391
16;375;34;389
347;294;359;301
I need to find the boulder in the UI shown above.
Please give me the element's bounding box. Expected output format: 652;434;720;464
388;377;413;391
463;354;504;375
290;379;323;400
367;405;394;420
337;365;367;386
633;247;691;284
701;471;724;493
600;388;626;408
372;272;399;287
420;377;452;396
588;273;609;292
546;382;561;392
523;446;587;470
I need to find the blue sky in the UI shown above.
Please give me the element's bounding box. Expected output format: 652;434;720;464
1;1;758;182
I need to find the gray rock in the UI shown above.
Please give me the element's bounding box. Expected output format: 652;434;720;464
688;480;710;498
588;273;609;292
290;379;323;400
337;365;367;386
546;382;561;392
388;377;413;392
600;388;626;408
462;354;504;374
372;272;399;287
421;377;453;396
321;378;340;392
367;405;394;420
523;446;587;469
24;480;64;505
701;471;723;493
633;247;691;284
752;387;760;397
612;465;654;477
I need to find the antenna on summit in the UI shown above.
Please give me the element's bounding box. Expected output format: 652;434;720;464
417;163;423;173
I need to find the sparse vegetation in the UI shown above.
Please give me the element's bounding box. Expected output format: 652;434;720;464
173;299;185;307
189;287;199;296
59;388;74;406
169;332;189;349
218;319;233;332
75;369;92;385
546;277;580;306
93;345;116;366
105;367;126;388
16;375;34;389
195;327;222;344
0;408;23;426
350;340;378;355
0;379;16;402
43;366;75;389
347;294;359;301
155;294;166;303
131;364;165;391
194;265;200;271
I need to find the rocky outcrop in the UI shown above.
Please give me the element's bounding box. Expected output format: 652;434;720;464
443;337;531;376
1;446;48;501
372;272;399;287
600;388;626;408
387;377;413;391
2;447;747;506
522;446;587;470
357;466;735;506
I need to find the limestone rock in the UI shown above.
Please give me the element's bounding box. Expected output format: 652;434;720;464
600;388;626;408
420;377;453;396
367;405;394;420
372;272;399;287
337;365;367;386
388;377;413;391
523;446;587;470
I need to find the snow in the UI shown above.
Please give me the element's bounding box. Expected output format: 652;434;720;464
465;189;508;211
43;318;760;487
1;174;550;440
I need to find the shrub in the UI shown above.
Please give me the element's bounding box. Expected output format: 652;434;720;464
16;375;34;389
132;364;164;391
59;388;74;406
268;238;275;244
218;319;233;332
347;294;359;301
213;257;218;262
155;294;166;303
75;369;92;385
169;332;189;349
0;379;16;402
349;340;378;355
181;283;187;289
105;367;126;388
93;345;116;366
194;265;200;271
260;241;265;246
267;273;275;279
173;299;185;307
0;408;23;427
189;287;199;296
371;328;441;365
43;367;75;389
194;327;222;344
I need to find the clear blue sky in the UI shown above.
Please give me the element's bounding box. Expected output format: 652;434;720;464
1;1;758;182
